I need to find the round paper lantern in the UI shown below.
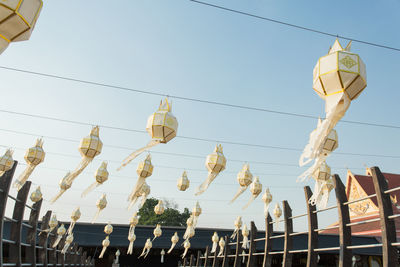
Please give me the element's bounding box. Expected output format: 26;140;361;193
154;200;165;215
211;232;219;253
243;176;262;209
217;237;225;257
99;236;110;258
182;239;191;259
0;149;14;176
273;203;282;229
82;161;109;197
177;170;190;191
92;194;107;223
104;223;113;235
50;172;72;204
30;186;42;202
231;163;253;203
152;224;162;241
262;188;273;217
67;207;81;235
167;232;179;254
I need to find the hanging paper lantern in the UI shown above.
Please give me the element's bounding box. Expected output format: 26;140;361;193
217;237;225;257
182;239;191;259
154;200;165;215
127;154;153;210
129;212;139;232
0;0;43;55
241;224;249;249
14;138;45;190
230;216;242;239
138;238;152;259
99;236;110;258
316;177;334;209
127;228;136;255
65;126;102;185
230;163;253;203
183;215;195;240
82;161;109;197
50;172;72;204
104;223;113;235
192;201;202;226
0;149;14;176
119;98;178;170
273;203;282;230
309;161;332;207
92;194;107;223
67;207;81;235
30;186;42;202
243;176;262;210
128;182;151;210
167;232;179;254
61;233;73;254
196;144;226;196
52;224;66;248
41;214;58;235
152;224;162;241
211;232;219;253
177;171;190;191
262;188;273;217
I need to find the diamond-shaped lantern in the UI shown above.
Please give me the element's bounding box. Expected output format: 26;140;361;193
146;98;178;143
0;0;43;54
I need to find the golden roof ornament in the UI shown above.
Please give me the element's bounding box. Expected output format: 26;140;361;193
154;200;165;215
52;224;66;248
243;176;262;209
14;139;45;190
167;232;179;254
241;224;249;249
196;144;226;195
217;237;225;257
230;216;242;239
152;224;162;241
67;207;81;235
30;186;42;203
182;239;191;259
99;236;110;259
127;228;136;255
138;238;152;259
0;149;14;176
127;154;153;210
211;232;219;253
230;163;253;203
61;233;73;254
50;172;72;204
0;0;43;55
262;188;273;217
177;171;190;191
118;98;178;170
82;161;109;197
92;194;107;223
273;203;282;230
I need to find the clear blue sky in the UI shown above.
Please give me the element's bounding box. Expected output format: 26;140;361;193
1;0;399;232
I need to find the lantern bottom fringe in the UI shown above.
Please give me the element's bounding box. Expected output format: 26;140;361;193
317;189;330;209
52;235;63;248
230;186;248;204
242;236;249;249
211;242;217;253
91;209;102;224
182;247;189;259
309;180;326;206
50;189;68;204
118;140;160;171
61;242;71;254
138;247;151;259
264;203;271;218
217;247;224;257
230;229;239;240
99;246;108;258
81;182;100;198
66;158;93;184
13;165;35;191
195;172;218;196
243;195;258;210
167;243;176;254
127;241;134;255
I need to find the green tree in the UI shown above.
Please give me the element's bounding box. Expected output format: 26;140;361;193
137;198;191;226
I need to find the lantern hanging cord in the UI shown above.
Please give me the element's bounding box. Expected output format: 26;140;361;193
189;0;400;52
0;67;400;130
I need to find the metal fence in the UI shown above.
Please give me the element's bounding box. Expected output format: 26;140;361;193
181;166;400;267
0;161;94;267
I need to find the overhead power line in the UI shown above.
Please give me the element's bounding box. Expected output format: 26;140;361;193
1;110;399;159
1;66;400;130
189;0;400;52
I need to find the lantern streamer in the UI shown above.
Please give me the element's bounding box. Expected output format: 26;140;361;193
211;232;219;253
61;233;73;254
82;161;109;197
0;149;14;176
243;176;262;210
230;216;242;240
99;236;110;258
52;224;66;248
127;155;153;210
92;194;107;223
127;228;136;255
50;172;72;204
168;232;179;254
217;238;225;257
182;239;191;259
67;208;81;235
230;164;253;204
138;238;152;259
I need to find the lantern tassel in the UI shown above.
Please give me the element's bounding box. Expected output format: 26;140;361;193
243;195;257;210
61;242;71;254
50;189;68;204
138;247;150;259
127;241;134;255
242;235;249;249
230;186;248;204
309;180;326;206
317;189;330;209
13;165;35;191
195;172;218;196
81;182;99;198
264;203;271;218
91;209;101;224
118;140;160;171
66;158;93;184
297;157;325;182
67;222;76;235
230;229;239;240
99;246;107;259
127;178;146;207
182;247;189;259
218;247;224;257
211;241;218;253
167;243;176;254
52;235;63;248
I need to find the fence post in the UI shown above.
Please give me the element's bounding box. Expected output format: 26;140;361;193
262;213;273;267
196;250;201;267
48;227;58;265
57;236;66;267
26;198;43;267
81;251;87;267
246;221;257;267
332;174;352;267
9;181;32;267
370;167;399;267
76;247;83;267
183;257;187;267
282;201;293;267
0;160;17;267
304;186;318;267
38;211;52;267
233;231;242;267
222;236;230;267
189;254;195;267
86;256;92;267
203;246;210;267
212;241;219;267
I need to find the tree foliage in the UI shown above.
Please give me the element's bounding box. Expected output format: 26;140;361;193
137;198;191;226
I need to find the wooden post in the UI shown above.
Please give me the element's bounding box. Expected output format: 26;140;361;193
183;257;187;267
203;246;210;267
304;186;318;267
9;181;32;267
332;174;352;267
222;236;230;267
48;227;58;266
38;211;52;267
76;247;83;267
262;213;273;267
212;241;219;267
246;221;257;267
26;199;43;267
282;201;293;267
0;161;17;267
196;250;202;267
81;251;87;267
86;256;92;267
57;236;66;267
233;231;242;267
370;167;399;267
189;254;195;267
